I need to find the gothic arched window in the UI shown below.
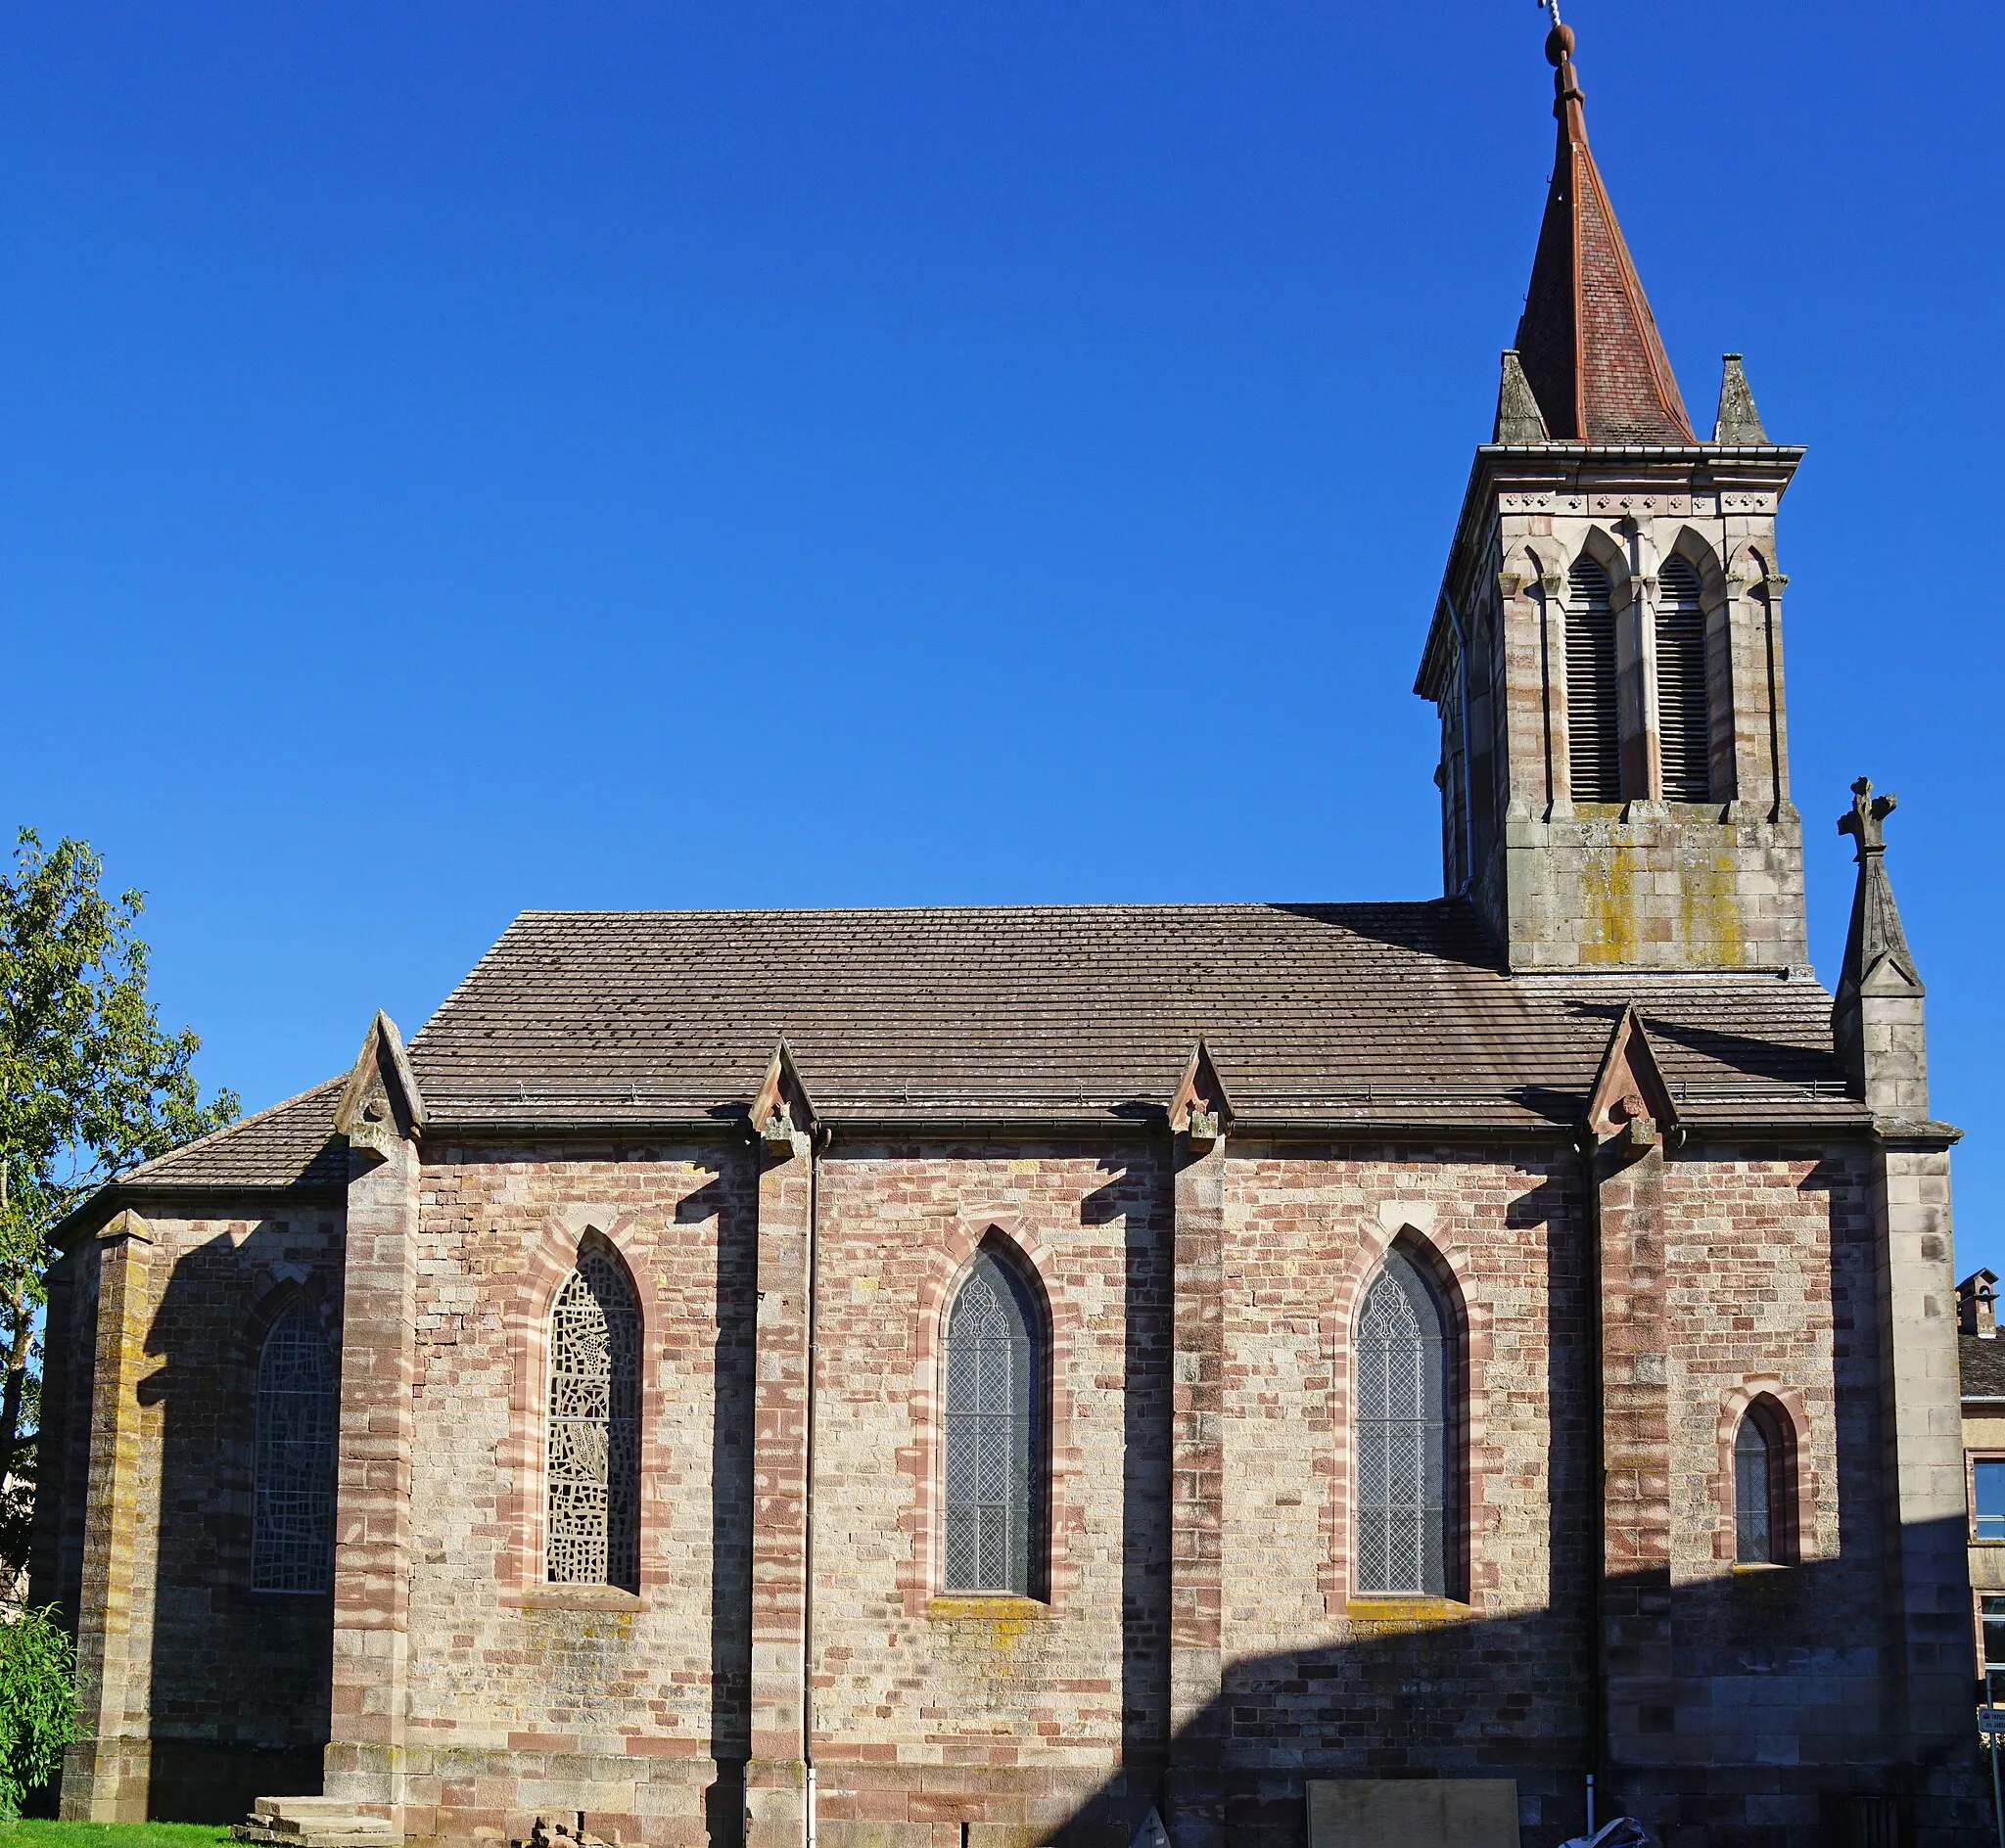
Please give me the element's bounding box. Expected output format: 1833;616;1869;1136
1735;1399;1794;1565
546;1244;641;1592
1655;553;1711;801
943;1249;1045;1596
1565;554;1622;802
1355;1248;1452;1596
253;1302;337;1593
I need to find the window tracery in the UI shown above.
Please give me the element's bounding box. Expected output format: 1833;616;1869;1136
1355;1248;1450;1596
943;1249;1043;1596
546;1245;641;1591
254;1302;336;1593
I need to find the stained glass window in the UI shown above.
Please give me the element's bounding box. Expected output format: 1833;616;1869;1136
546;1247;641;1591
944;1251;1042;1595
1735;1403;1795;1566
1355;1249;1449;1596
254;1302;336;1593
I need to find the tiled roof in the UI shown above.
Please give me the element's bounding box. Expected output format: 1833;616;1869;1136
405;901;1857;1132
116;1079;348;1195
106;900;1865;1202
1963;1333;2005;1401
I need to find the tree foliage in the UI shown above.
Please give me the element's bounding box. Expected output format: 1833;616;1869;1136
0;830;238;1570
0;1605;74;1815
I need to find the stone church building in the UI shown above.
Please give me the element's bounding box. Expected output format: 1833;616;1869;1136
34;19;1982;1848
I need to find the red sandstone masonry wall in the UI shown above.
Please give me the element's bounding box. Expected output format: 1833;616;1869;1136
41;1132;1905;1848
142;1208;349;1820
1208;1145;1597;1844
807;1143;1174;1842
41;1204;348;1823
1654;1145;1888;1781
396;1142;758;1848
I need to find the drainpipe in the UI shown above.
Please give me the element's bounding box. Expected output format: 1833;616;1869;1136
804;1128;826;1848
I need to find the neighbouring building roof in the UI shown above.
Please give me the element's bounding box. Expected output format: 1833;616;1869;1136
1514;19;1695;445
98;899;1864;1205
1963;1332;2005;1402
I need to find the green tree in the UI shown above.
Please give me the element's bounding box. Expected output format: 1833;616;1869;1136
0;1605;74;1815
0;829;238;1557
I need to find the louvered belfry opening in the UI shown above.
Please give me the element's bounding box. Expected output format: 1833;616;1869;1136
944;1248;1044;1596
1565;555;1622;802
546;1244;642;1592
1655;554;1711;801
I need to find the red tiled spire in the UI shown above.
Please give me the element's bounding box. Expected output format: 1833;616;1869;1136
1515;13;1694;444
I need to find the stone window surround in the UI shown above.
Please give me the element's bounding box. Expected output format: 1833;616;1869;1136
497;1208;664;1610
1966;1451;2005;1547
1711;1377;1816;1568
898;1214;1080;1619
1327;1204;1488;1616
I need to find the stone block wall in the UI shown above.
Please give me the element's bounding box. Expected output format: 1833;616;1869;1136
41;1128;1961;1848
395;1139;760;1848
34;1203;347;1822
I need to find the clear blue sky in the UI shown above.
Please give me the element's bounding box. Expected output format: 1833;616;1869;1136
4;3;2000;1269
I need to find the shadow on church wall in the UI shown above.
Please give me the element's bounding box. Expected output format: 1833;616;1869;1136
985;1529;1983;1848
141;1220;341;1823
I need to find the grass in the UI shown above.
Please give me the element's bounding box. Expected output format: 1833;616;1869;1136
0;1825;235;1848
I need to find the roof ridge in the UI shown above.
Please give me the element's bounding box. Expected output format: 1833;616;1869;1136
503;898;1466;921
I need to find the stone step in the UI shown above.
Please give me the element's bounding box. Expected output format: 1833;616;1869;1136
235;1795;401;1848
236;1820;400;1835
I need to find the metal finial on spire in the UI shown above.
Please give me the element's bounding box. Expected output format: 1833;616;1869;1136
1538;0;1564;26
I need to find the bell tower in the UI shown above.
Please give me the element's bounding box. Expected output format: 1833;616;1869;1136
1416;12;1807;974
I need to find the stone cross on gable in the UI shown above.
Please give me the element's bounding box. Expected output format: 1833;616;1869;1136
1839;776;1897;856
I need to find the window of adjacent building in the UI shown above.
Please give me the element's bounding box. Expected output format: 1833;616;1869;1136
1983;1595;2005;1705
1565;555;1622;802
1735;1399;1794;1565
1655;554;1711;801
253;1302;337;1593
546;1244;641;1592
1355;1248;1451;1596
943;1249;1045;1596
1975;1460;2005;1543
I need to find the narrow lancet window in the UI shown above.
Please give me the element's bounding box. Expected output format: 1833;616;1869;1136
1356;1249;1450;1596
1735;1401;1792;1565
1656;554;1711;801
944;1249;1044;1595
1565;555;1621;801
546;1245;641;1591
253;1303;337;1592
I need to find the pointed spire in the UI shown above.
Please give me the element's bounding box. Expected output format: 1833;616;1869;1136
1514;14;1695;445
1836;778;1922;998
1712;354;1769;444
1495;350;1550;444
1833;777;1930;1115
